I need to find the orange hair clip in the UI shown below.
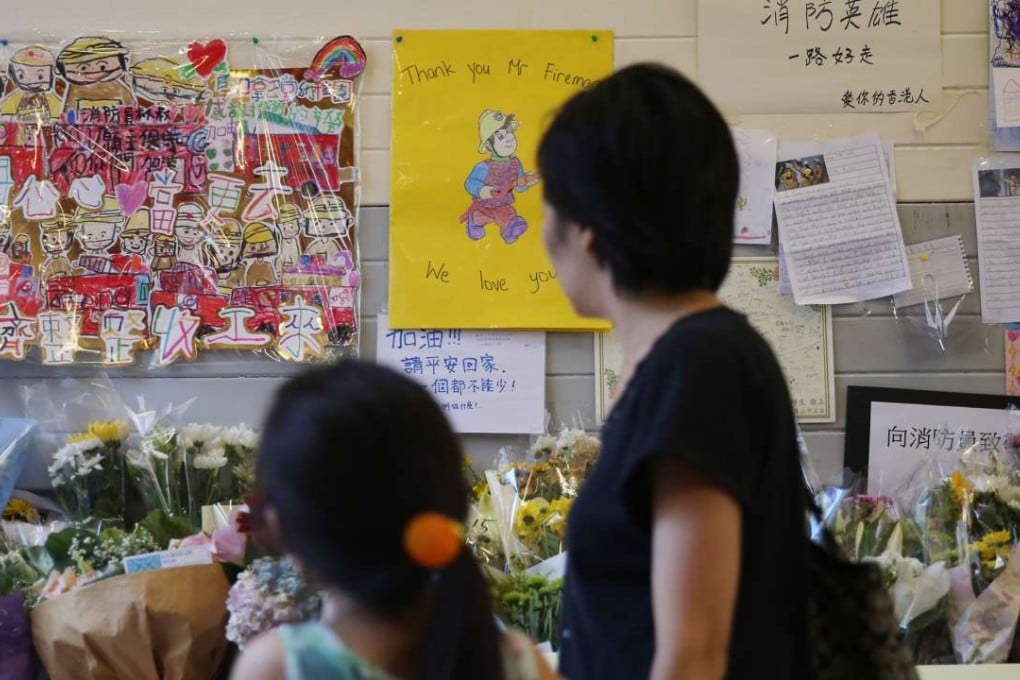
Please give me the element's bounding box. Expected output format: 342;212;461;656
403;512;465;570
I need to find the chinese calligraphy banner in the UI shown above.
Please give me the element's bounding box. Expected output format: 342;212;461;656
595;258;835;424
375;312;546;433
845;387;1020;497
0;35;365;366
698;0;942;114
388;30;612;330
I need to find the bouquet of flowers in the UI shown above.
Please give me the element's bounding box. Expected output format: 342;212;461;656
48;421;131;522
816;484;954;663
490;572;564;651
127;422;259;527
487;427;600;571
225;556;322;649
467;425;600;650
813;433;1020;665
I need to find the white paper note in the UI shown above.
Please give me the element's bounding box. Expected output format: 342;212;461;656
892;236;974;309
375;312;546;434
774;135;910;305
867;401;1020;497
731;127;778;245
698;0;942;114
973;157;1020;323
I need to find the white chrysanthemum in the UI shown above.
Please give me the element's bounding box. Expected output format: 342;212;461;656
193;449;229;469
181;423;224;449
68;438;103;456
529;434;558;459
223;424;258;450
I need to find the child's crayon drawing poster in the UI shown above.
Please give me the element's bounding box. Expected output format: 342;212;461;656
388;30;612;330
0;35;365;366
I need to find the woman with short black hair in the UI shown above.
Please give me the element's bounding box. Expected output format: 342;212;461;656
539;64;810;679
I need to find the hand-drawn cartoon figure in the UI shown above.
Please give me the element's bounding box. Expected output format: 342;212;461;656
129;57;209;106
114;208;151;274
152;234;177;274
301;192;353;266
277;202;303;272
73;197;125;273
174;202;208;267
242;221;279;287
9;234;31;265
57;36;136;113
39;213;76;281
206;218;246;292
460;110;539;245
0;211;11;254
0;46;63;122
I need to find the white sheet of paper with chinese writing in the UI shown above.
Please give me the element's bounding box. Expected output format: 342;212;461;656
774;134;910;305
867;401;1020;496
731;127;778;245
375;313;545;434
891;236;974;309
595;258;834;424
973;157;1020;323
698;0;942;114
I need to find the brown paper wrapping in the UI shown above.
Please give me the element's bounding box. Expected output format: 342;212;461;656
30;564;229;680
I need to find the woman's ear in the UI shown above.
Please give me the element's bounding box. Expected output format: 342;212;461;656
578;225;597;257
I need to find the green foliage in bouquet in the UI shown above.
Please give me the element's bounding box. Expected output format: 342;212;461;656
490;573;563;650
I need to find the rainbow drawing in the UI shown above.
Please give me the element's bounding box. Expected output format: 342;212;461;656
306;36;367;81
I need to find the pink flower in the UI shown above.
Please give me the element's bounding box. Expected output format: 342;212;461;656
212;526;247;566
176;533;213;550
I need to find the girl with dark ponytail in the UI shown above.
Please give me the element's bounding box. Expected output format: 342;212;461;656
231;361;556;680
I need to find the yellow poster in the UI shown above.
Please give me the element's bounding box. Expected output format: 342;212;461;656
389;30;612;330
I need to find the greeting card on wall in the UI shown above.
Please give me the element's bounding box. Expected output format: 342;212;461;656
375;312;546;434
595;258;835;423
0;35;365;366
698;0;942;114
388;30;612;330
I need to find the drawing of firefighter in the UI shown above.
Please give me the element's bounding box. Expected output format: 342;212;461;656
0;46;63;122
39;213;75;281
72;197;125;273
460;110;539;245
56;36;137;113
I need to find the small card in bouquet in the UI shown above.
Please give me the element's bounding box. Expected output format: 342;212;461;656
123;546;213;574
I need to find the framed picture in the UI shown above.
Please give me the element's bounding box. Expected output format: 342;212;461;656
844;386;1020;496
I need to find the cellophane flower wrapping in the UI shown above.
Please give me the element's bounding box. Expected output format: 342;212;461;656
466;425;600;650
941;439;1020;663
815;433;1020;665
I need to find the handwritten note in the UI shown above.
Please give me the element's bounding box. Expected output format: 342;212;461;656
698;0;942;114
973;157;1020;323
892;236;974;309
595;258;834;423
376;312;546;434
731;127;777;245
774;134;910;305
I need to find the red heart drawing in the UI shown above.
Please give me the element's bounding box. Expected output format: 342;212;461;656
187;39;228;78
115;180;148;218
1010;330;1020;343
